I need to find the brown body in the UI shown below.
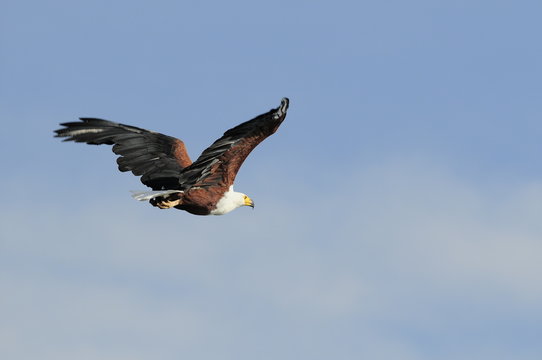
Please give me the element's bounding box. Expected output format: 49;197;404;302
176;188;223;215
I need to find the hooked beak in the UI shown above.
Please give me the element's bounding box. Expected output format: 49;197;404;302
244;196;254;209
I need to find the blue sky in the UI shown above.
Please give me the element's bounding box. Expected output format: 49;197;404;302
1;1;542;359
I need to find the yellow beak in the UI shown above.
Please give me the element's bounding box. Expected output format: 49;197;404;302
244;196;254;208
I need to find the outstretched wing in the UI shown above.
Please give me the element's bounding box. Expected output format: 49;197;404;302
54;118;192;190
177;97;289;189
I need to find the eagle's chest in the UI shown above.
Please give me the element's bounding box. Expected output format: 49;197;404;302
176;187;225;215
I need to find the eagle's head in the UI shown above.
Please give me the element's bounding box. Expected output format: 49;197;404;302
210;187;254;215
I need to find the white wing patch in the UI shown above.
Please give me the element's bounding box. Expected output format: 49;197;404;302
63;128;105;136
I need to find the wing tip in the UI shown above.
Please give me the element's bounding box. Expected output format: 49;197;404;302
274;97;289;119
281;97;289;109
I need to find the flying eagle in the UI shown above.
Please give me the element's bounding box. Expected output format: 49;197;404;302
54;98;289;215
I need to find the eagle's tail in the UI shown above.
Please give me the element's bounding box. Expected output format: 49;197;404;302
131;190;183;202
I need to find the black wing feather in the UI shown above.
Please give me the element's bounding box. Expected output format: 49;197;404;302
54;118;190;190
54;98;288;193
177;97;289;189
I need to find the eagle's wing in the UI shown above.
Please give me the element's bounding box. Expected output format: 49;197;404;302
178;98;289;189
54;118;192;190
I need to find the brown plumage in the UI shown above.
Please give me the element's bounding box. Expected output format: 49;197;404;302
54;98;289;215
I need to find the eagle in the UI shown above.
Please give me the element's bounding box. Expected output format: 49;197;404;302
54;97;289;215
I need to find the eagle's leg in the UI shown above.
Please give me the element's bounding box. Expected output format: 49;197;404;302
150;193;182;209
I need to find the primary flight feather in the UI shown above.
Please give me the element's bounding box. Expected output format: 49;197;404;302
54;97;289;215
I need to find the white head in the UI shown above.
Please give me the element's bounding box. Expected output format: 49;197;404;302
210;186;254;215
